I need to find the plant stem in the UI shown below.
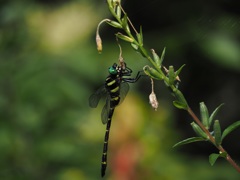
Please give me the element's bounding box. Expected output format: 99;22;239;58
187;108;240;173
106;0;240;173
225;153;240;173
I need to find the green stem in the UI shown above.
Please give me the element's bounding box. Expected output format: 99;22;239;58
108;2;164;76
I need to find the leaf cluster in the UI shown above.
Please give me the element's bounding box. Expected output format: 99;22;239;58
173;102;240;165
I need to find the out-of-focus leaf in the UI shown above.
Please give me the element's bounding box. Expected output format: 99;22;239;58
200;33;240;70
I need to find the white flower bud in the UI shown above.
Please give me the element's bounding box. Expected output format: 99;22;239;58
149;91;158;111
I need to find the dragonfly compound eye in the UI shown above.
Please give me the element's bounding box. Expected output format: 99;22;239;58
108;66;118;75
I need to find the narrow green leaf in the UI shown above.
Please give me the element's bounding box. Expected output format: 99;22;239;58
200;102;209;129
209;103;224;127
131;43;139;51
107;0;113;8
209;153;220;166
116;33;134;42
116;4;121;18
172;89;188;108
136;33;142;46
143;66;163;80
173;137;206;148
139;46;148;58
173;101;188;110
168;66;175;85
137;26;143;46
160;47;166;66
191;122;208;139
151;49;160;67
222;121;240;141
122;14;129;32
107;20;122;29
175;64;186;77
213;120;222;146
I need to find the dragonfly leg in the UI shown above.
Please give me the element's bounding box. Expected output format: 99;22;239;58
123;70;142;83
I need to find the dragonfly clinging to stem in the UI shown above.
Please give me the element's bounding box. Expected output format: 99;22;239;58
89;62;141;177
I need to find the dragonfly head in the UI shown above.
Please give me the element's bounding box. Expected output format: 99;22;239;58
108;63;118;75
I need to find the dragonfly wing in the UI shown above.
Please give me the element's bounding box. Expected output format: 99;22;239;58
101;96;110;124
89;85;107;108
119;82;129;104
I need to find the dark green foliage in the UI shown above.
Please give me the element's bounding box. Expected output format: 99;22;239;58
0;1;103;179
174;103;240;149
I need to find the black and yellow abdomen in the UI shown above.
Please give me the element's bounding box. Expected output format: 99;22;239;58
101;72;121;177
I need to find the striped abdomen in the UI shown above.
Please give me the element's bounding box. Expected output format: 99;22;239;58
101;76;121;177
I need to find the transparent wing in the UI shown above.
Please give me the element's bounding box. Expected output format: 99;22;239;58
89;85;107;108
101;96;110;124
119;82;129;104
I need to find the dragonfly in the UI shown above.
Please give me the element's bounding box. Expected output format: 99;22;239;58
89;62;141;177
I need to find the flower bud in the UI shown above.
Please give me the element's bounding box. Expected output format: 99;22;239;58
149;91;158;111
96;33;102;53
149;78;158;111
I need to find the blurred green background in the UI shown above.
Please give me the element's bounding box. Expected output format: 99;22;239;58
0;0;240;179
